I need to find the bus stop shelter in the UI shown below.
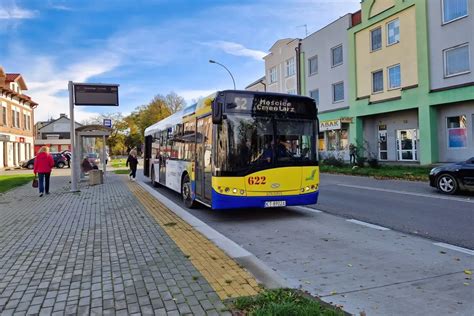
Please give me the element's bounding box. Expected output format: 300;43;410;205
73;125;112;184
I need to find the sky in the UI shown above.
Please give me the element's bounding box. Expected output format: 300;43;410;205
0;0;360;123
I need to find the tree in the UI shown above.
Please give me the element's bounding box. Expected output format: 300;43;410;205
165;91;185;113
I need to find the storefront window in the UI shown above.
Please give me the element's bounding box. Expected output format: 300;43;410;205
327;130;337;151
447;115;467;148
318;132;325;151
338;129;348;150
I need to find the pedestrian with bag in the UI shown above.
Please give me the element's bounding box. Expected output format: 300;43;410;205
126;149;138;181
33;146;55;197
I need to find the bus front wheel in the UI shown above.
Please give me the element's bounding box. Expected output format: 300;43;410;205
181;174;196;208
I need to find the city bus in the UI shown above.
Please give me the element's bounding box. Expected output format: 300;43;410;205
143;90;319;210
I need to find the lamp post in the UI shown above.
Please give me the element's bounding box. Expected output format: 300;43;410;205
209;59;236;90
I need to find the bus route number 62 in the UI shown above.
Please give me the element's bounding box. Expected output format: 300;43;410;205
248;176;266;185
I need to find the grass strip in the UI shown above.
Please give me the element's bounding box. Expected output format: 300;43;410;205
111;158;127;168
230;288;345;316
0;174;34;193
320;164;431;182
113;169;130;175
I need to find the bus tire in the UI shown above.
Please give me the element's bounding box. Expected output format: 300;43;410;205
151;168;159;187
181;174;196;209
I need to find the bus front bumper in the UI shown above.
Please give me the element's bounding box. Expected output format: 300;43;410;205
210;190;319;210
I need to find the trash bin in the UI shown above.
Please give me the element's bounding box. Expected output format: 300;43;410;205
89;169;103;185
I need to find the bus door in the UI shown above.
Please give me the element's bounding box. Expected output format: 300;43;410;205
196;115;213;202
144;135;152;177
159;131;167;185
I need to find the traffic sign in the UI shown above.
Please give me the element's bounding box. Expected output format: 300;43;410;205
103;119;112;127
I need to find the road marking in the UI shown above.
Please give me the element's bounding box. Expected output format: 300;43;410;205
294;206;322;213
433;242;474;256
337;184;474;203
346;219;391;231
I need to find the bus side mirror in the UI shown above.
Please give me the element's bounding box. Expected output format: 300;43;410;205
212;101;223;124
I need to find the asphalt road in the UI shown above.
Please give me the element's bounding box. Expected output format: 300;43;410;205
138;172;474;315
142;172;474;249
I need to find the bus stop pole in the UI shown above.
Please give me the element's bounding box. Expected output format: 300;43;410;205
69;81;79;192
102;135;106;178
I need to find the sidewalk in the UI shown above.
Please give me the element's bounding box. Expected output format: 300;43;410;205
0;173;259;315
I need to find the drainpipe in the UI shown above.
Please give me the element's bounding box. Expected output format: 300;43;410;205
295;40;302;95
261;79;267;92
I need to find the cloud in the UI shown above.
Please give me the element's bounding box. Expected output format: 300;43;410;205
23;52;121;123
0;4;38;19
203;41;266;61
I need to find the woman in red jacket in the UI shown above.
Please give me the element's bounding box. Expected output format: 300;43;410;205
34;146;55;197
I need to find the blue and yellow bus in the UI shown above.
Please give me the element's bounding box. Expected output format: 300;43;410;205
143;90;319;209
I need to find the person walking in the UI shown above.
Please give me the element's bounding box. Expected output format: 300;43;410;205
126;149;139;181
33;146;55;197
349;143;357;165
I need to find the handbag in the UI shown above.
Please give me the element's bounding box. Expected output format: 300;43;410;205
32;176;38;188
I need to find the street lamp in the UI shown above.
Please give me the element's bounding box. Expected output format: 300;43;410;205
209;59;236;90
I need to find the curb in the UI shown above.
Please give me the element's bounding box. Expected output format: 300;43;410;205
136;179;289;290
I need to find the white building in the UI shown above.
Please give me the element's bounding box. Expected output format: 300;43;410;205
264;38;300;95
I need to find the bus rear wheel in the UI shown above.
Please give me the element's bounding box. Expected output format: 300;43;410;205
181;174;196;208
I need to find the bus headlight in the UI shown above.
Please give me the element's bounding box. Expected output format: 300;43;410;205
305;186;310;191
301;188;305;193
232;188;238;194
225;187;230;192
240;190;245;195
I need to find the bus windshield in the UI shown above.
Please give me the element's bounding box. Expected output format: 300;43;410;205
215;113;317;176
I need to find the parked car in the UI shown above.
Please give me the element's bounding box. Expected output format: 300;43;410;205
429;157;474;194
86;153;100;166
21;152;67;169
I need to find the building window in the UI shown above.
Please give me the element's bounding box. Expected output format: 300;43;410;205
331;45;343;67
388;64;401;89
447;115;467;148
23;113;27;130
15;111;20;128
371;27;382;51
308;56;318;75
443;0;468;24
444;44;470;77
309;89;319;106
387;19;400;45
269;67;277;83
11;109;16;127
286;57;295;76
372;70;384;93
332;82;344;103
287;89;296;95
1;104;6;125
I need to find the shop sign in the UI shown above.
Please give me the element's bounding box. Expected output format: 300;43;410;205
0;134;10;141
319;119;341;131
340;117;353;123
19;137;25;143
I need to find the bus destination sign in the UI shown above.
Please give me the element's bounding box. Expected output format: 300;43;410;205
225;93;315;118
253;98;295;113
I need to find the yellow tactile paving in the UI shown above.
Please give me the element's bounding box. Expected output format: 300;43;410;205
126;179;261;299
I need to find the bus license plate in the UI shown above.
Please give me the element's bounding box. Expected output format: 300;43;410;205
264;201;286;208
